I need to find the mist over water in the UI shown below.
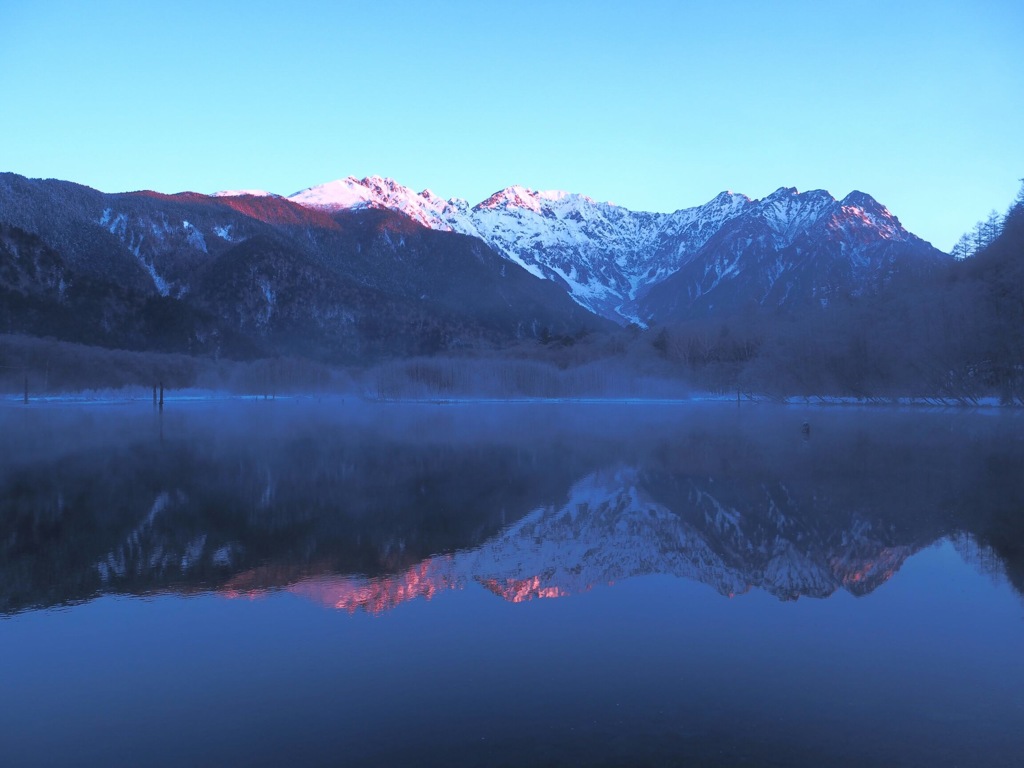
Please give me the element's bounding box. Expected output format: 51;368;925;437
1;400;1022;766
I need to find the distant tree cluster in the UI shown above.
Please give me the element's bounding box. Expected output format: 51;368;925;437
0;334;351;397
365;355;687;401
949;179;1024;260
950;211;1003;259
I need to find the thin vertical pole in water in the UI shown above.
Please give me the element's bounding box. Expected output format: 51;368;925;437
23;376;28;405
159;382;164;410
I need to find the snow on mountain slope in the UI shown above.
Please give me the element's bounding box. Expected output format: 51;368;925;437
465;187;755;321
211;189;278;198
280;177;758;322
214;176;944;325
757;187;836;243
639;186;942;321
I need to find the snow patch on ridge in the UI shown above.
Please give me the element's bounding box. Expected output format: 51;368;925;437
211;189;277;198
99;209;171;296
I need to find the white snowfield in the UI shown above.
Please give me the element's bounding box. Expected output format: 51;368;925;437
210;189;278;198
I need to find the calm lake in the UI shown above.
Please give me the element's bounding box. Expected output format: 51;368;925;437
1;400;1022;767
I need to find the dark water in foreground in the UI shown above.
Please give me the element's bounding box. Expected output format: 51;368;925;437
1;400;1022;767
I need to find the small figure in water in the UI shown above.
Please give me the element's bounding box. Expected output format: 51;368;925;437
801;421;811;440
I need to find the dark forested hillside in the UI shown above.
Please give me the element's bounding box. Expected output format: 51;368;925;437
947;196;1024;402
0;174;611;367
647;186;1024;403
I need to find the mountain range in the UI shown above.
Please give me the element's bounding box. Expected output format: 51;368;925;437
0;171;949;363
282;176;948;324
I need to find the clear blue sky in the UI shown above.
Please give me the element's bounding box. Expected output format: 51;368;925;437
1;0;1021;251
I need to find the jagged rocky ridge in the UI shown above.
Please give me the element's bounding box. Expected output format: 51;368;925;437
286;176;949;324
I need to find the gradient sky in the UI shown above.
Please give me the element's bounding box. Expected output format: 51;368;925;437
1;0;1021;250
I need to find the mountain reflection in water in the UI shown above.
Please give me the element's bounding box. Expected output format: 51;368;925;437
244;465;917;614
1;400;1022;616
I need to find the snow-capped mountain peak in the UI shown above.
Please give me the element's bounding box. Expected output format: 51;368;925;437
836;190;904;236
286;176;469;231
288;175;402;210
841;189;885;210
475;185;599;213
702;190;751;209
753;187;837;240
476;185;540;212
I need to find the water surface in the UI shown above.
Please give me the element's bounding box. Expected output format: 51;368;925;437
1;400;1022;767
